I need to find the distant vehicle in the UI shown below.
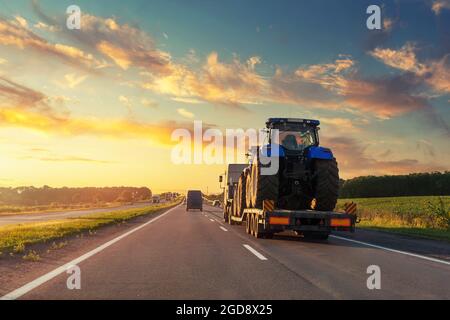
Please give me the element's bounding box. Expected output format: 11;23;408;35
152;195;160;203
186;190;202;211
212;200;221;207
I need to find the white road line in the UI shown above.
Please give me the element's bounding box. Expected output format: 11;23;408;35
0;204;181;300
220;226;228;232
330;235;450;266
209;219;215;222
243;244;268;260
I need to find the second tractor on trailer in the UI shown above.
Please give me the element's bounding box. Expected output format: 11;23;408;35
220;118;356;240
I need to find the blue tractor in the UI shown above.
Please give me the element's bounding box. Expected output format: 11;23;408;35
233;118;339;216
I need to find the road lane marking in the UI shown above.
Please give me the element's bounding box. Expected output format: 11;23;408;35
243;244;268;260
330;235;450;266
0;204;181;300
220;226;228;232
209;219;215;222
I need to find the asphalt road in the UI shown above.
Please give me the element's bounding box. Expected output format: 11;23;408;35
0;201;157;227
3;204;450;299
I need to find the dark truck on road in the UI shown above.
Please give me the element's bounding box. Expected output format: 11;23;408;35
219;118;356;240
186;190;203;212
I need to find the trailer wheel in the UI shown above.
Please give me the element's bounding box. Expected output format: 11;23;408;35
228;214;235;225
254;215;264;238
224;205;231;223
228;207;235;225
313;159;339;211
250;159;279;209
245;213;251;234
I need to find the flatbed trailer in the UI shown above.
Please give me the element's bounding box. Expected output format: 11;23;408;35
228;200;356;240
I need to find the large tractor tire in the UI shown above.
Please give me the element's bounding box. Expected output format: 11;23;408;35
245;167;253;208
250;158;279;209
313;159;339;211
234;173;247;217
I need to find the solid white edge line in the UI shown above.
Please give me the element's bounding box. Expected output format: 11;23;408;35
243;244;268;260
330;235;450;266
219;226;228;232
0;204;181;300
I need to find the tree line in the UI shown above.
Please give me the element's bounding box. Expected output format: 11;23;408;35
0;186;152;206
339;171;450;198
207;171;450;201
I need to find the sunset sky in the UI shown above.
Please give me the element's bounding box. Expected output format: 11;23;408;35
0;0;449;193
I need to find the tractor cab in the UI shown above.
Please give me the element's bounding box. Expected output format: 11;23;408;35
266;118;320;153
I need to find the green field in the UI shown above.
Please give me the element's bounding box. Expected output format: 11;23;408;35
336;196;450;241
0;200;180;257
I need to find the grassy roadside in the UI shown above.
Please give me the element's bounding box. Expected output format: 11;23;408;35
337;196;450;242
356;222;450;242
0;200;180;256
0;201;149;217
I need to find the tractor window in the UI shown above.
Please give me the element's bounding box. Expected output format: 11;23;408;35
279;129;316;151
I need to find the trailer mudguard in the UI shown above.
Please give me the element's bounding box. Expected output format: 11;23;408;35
306;146;334;160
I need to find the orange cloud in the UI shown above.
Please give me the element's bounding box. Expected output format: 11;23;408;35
68;14;172;75
0;107;197;146
142;50;444;121
432;0;450;14
144;52;270;108
370;44;450;95
0;17;98;70
0;76;208;146
370;44;426;74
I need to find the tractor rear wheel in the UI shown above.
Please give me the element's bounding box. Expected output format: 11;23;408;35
313;159;339;211
250;159;279;209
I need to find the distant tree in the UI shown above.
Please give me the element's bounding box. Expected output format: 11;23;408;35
339;171;450;198
116;189;134;202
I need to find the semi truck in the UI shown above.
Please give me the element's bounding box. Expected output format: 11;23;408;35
219;118;356;240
